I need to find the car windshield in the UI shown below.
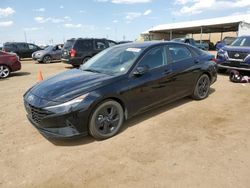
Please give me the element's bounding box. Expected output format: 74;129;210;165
44;46;53;50
80;45;144;76
231;37;250;47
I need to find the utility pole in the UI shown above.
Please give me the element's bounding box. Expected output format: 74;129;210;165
24;31;27;42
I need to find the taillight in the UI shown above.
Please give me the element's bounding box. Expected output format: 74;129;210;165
70;49;76;58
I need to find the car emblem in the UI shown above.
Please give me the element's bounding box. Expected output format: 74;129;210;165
27;94;34;102
234;53;240;58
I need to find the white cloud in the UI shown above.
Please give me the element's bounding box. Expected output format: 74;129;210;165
95;0;151;4
60;5;64;9
143;9;152;15
105;27;111;30
0;7;15;17
113;19;118;23
174;0;250;15
112;0;151;3
34;8;45;12
0;21;13;27
125;12;142;20
34;16;67;23
125;9;152;21
63;23;82;28
23;27;43;31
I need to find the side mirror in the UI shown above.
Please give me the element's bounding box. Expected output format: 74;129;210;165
133;66;148;76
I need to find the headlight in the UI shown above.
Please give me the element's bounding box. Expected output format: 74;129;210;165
44;93;89;113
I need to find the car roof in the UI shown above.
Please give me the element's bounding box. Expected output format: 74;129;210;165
116;41;189;49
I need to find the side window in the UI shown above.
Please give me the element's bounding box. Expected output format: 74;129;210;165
18;43;28;50
95;40;107;50
28;44;37;50
108;40;116;47
168;46;192;63
75;40;93;51
138;47;165;69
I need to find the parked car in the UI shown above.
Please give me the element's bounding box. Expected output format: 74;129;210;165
0;51;21;78
2;42;42;59
215;37;236;51
171;38;208;50
216;36;250;72
61;38;117;67
195;40;209;50
117;41;133;44
202;40;215;50
24;41;217;139
32;44;63;63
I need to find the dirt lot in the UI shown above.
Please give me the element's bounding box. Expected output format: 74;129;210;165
1;60;250;188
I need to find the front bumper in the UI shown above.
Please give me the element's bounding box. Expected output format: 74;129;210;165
217;61;250;71
24;102;89;139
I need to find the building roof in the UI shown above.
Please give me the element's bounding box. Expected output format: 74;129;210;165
142;14;250;35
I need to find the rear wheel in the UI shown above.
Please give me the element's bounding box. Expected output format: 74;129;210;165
192;74;211;100
89;100;124;140
0;65;10;78
82;57;91;64
43;55;52;64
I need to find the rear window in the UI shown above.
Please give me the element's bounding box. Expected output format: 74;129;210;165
63;40;75;50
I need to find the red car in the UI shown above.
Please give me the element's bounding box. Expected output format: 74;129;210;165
0;51;21;78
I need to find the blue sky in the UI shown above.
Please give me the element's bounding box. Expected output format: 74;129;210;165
0;0;250;45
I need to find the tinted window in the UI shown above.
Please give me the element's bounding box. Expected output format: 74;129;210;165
75;40;93;51
94;40;107;50
28;44;38;50
63;40;75;50
17;43;28;50
138;47;165;69
108;40;116;47
169;46;192;62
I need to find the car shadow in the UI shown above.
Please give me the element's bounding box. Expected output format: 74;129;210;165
50;87;216;146
11;72;31;77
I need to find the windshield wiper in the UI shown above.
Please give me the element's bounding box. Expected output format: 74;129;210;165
82;69;102;73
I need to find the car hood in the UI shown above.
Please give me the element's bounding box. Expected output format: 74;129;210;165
33;50;45;55
29;69;114;102
222;46;250;52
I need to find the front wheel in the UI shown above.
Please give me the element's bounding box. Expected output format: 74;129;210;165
43;55;52;64
192;74;211;100
0;65;10;78
89;100;124;140
82;57;91;64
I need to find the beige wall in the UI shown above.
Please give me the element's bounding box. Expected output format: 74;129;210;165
190;32;237;44
140;31;237;43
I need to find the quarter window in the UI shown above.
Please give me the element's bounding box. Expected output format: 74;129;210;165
169;46;192;62
138;47;165;69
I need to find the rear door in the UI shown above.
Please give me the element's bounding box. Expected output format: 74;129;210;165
17;43;29;58
167;44;198;97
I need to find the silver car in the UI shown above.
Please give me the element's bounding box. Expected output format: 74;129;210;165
32;44;63;63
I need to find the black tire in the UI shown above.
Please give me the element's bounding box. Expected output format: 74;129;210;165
89;100;124;139
192;74;211;100
0;65;10;78
82;57;91;64
42;55;52;64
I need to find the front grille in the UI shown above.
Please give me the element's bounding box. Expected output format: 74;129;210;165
227;51;249;60
25;103;53;124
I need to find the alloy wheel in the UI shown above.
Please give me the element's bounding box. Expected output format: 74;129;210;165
0;65;10;78
197;75;210;98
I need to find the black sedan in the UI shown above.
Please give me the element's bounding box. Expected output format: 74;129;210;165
24;42;217;139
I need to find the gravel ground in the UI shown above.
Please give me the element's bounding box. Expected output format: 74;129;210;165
0;60;250;188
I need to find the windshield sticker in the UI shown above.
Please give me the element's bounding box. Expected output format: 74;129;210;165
126;48;141;53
